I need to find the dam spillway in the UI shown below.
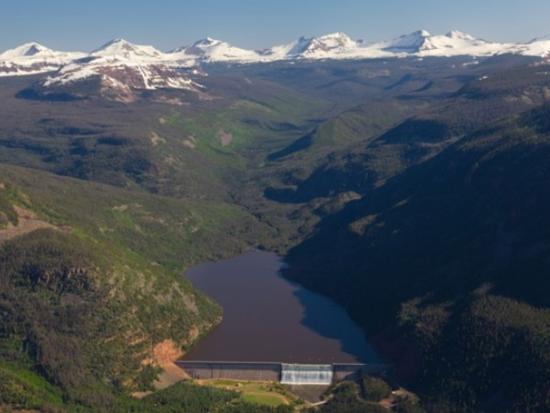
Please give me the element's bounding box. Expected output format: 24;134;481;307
280;364;333;385
177;361;388;385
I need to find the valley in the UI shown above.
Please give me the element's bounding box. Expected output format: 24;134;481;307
0;30;549;412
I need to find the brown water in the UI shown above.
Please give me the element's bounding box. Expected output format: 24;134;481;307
184;250;380;363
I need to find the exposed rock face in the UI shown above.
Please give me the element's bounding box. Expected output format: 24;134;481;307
151;339;183;366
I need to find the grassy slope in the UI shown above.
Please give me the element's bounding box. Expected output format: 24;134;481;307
0;73;327;202
0;164;272;411
199;379;298;408
237;56;497;250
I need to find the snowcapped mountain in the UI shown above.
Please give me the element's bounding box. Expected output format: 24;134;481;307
0;42;85;77
0;42;58;59
264;32;363;60
173;32;383;63
378;29;433;53
2;30;550;94
174;37;261;63
374;30;511;57
173;30;523;63
509;36;550;58
41;39;201;102
90;38;167;61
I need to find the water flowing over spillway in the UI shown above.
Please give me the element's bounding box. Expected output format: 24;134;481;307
280;364;334;385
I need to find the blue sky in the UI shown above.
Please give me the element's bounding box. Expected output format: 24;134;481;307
2;0;550;52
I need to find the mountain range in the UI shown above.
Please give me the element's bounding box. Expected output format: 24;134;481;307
3;30;550;103
2;30;550;78
1;24;550;413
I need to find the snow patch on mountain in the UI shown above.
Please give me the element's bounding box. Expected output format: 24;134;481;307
0;42;85;77
510;36;550;57
374;30;512;57
173;37;261;63
41;39;201;101
379;30;433;52
264;32;373;60
92;38;168;61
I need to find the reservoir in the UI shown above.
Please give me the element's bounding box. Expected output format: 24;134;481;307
184;250;380;364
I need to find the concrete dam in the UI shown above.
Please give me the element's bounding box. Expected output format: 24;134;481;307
176;361;387;385
280;364;334;385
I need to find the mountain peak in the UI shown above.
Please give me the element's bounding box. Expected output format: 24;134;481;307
446;30;476;40
317;32;352;40
103;38;131;46
92;39;164;60
382;30;432;52
19;42;49;56
0;42;87;77
192;37;224;48
102;38;129;45
277;32;358;59
94;38;138;52
178;37;260;63
0;42;53;59
311;32;356;49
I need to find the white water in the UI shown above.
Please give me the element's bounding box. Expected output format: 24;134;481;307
280;364;333;385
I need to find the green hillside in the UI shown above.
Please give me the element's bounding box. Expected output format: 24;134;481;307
0;55;549;412
279;68;550;412
0;164;272;410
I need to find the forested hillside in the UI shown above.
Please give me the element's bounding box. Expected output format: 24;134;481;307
277;66;550;412
0;53;549;412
